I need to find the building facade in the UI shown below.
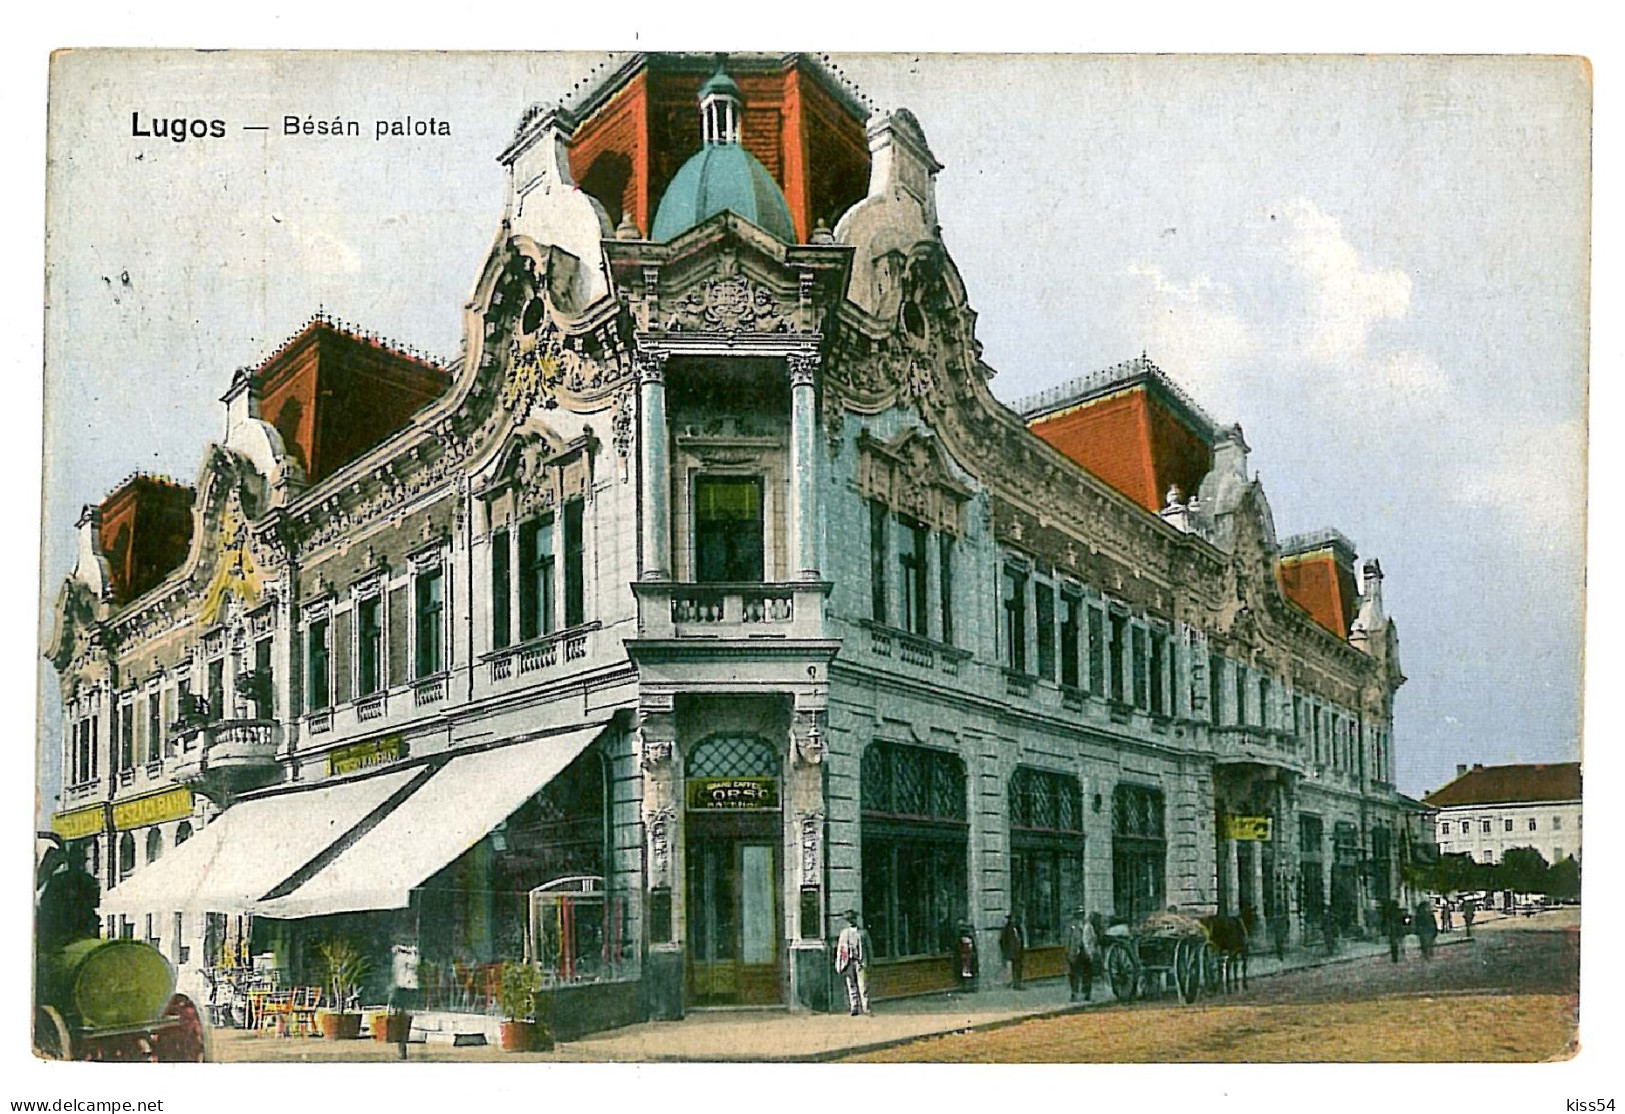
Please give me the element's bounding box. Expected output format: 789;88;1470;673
46;53;1409;1026
1427;763;1582;867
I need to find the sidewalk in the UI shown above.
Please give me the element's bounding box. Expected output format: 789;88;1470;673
212;928;1466;1063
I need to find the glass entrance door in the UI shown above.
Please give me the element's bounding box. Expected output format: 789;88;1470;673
685;836;780;1005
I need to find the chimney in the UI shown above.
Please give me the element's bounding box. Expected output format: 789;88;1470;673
1473;763;1483;771
221;367;261;441
73;503;112;600
1456;763;1467;778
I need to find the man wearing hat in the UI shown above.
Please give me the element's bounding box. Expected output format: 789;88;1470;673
834;909;872;1016
1063;906;1097;1002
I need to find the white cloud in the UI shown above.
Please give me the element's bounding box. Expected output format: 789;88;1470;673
1279;198;1413;366
1123;263;1259;410
1451;417;1587;556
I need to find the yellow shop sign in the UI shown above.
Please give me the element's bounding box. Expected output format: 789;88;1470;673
52;804;107;841
1223;815;1273;841
329;735;406;777
113;787;195;830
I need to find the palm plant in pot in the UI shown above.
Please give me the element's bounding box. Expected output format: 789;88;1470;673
315;938;370;1040
497;961;551;1052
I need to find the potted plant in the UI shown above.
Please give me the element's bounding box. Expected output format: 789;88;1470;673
497;961;551;1052
315;938;369;1040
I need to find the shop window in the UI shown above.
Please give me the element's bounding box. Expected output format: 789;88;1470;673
306;618;330;711
938;534;955;646
491;527;511;649
861;742;968;961
564;498;585;628
1009;767;1085;945
356;595;382;696
869;501;888;623
1035;583;1056;681
694;476;763;583
1111;784;1165;922
1002;568;1027;673
518;517;555;641
415;567;445;678
1059;591;1081;689
899;516;929;636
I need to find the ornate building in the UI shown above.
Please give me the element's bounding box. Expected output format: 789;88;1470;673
46;53;1408;1031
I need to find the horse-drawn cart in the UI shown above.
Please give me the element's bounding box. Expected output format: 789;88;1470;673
1102;911;1225;1004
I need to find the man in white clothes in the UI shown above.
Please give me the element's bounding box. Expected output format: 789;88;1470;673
835;909;872;1016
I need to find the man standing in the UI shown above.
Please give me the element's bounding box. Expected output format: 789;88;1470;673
835;910;871;1016
1000;912;1027;991
1063;907;1096;1002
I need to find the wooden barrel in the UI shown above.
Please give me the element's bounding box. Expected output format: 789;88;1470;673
48;938;177;1030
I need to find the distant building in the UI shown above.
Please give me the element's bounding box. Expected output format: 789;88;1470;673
1425;763;1581;867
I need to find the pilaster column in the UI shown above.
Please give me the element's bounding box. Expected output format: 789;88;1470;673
788;353;821;581
1252;836;1266;921
1225;837;1240;916
637;352;671;581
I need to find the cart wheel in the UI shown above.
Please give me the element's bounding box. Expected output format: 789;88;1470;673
1105;941;1139;1001
1201;942;1223;995
34;1005;71;1061
1175;939;1201;1004
150;994;209;1063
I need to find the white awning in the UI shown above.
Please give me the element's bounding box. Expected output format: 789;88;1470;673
99;766;421;918
249;721;609;920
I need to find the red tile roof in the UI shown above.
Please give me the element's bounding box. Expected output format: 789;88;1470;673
1423;762;1582;808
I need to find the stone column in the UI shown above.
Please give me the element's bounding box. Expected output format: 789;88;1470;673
637;352;671;581
788;352;821;581
1225;837;1240;916
638;696;683;1019
788;701;830;1011
1252;835;1267;921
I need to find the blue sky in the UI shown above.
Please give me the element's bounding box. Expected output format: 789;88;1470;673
36;52;1588;807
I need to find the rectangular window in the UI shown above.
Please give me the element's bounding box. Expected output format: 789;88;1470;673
1131;625;1149;709
1035;583;1055;680
1313;707;1323;762
1554;846;1564;861
1234;662;1247;726
1088;607;1106;697
253;637;274;719
869;501;888;623
1480;820;1491;835
1257;676;1271;729
518;516;556;641
1002;568;1027;672
1210;655;1224;724
491;527;511;650
1293;696;1303;738
564;498;585;628
938;534;955;646
147;695;161;764
1505;818;1514;832
694;476;764;583
306;619;330;711
1552;816;1562;831
120;703;135;770
415;568;444;677
1059;592;1081;689
1149;631;1166;716
1108;612;1127;703
899;517;929;636
207;659;225;723
356;597;382;696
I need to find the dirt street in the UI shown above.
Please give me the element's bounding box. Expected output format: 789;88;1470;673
845;917;1580;1062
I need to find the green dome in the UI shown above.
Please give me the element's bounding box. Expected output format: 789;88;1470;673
650;142;797;244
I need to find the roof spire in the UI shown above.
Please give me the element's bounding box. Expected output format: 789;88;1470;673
699;56;742;146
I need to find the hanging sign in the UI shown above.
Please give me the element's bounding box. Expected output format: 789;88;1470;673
112;787;194;830
686;777;779;811
329;735;406;776
1223;815;1273;841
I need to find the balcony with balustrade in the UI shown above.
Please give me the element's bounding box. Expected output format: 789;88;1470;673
1209;723;1305;774
626;580;838;681
170;717;283;802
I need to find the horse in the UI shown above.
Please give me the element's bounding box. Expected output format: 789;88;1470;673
1200;914;1250;993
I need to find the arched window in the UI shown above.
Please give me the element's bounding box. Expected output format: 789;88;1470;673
146;827;163;864
175;821;193;847
118;832;137;881
686;734;779;779
860;741;967;967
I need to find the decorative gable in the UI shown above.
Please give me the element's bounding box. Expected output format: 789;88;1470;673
856;427;971;536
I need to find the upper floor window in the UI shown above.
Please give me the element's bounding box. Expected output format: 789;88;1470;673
1087;607;1106;698
869;501;888;623
564;498;586;629
518;516;555;641
938;534;955;647
415;566;444;677
207;658;225;723
1209;654;1225;725
1108;612;1128;704
307;617;331;711
119;702;135;771
491;526;512;650
1131;625;1149;710
253;636;274;719
146;693;162;764
1552;816;1563;831
1480;820;1491;835
899;516;929;636
1257;676;1271;729
1149;630;1168;717
1002;567;1028;673
1035;583;1056;681
1233;662;1248;727
1059;591;1081;689
356;596;382;697
694;476;763;583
